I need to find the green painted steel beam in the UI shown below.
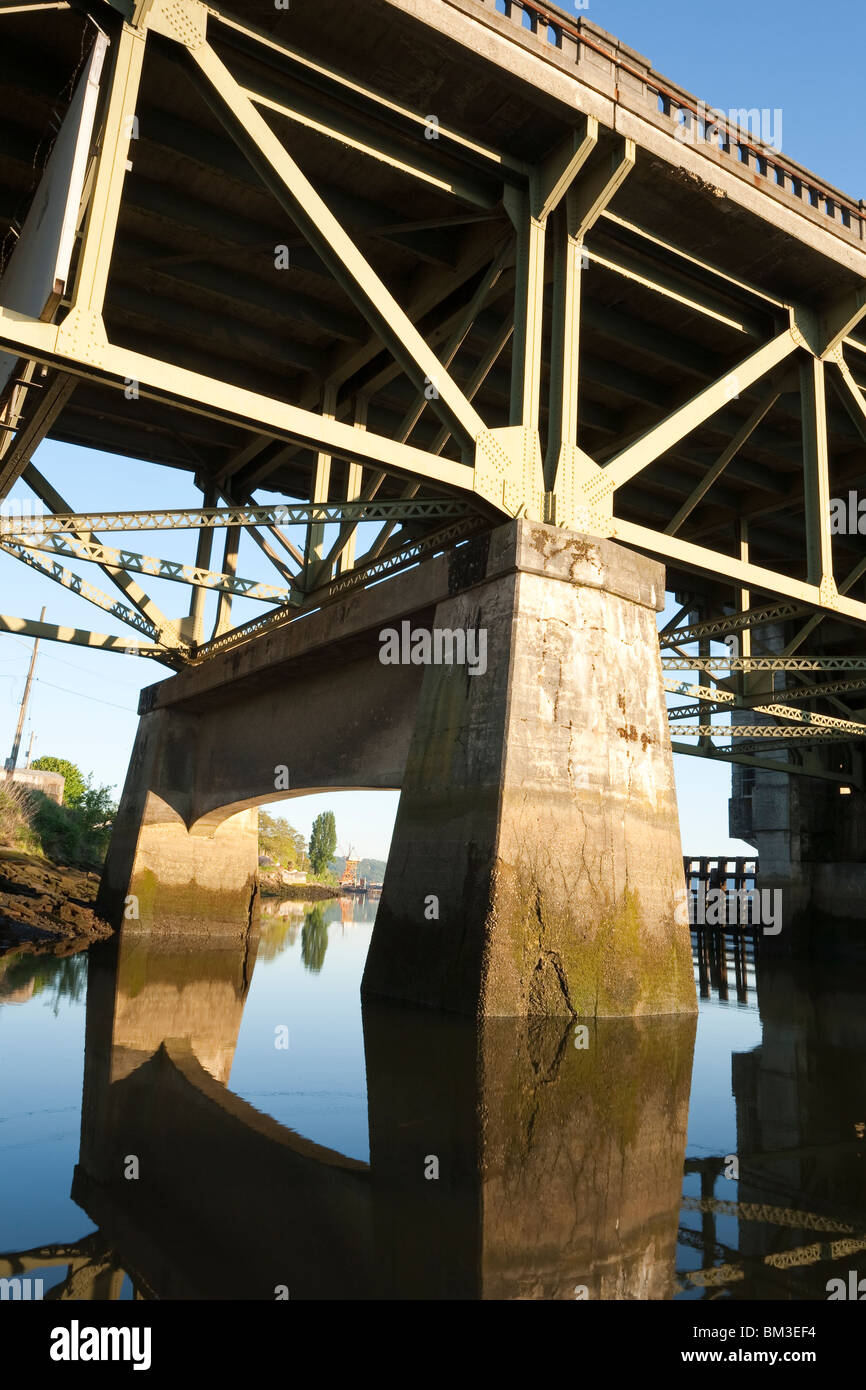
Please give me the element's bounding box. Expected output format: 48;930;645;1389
0;499;478;538
0;612;174;660
16;532;296;602
660;602;808;647
662;656;866;671
0;541;160;637
674;724;866;739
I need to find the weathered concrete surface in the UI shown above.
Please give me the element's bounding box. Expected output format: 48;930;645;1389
98;708;261;938
100;517;693;1014
745;771;866;962
97;555;450;933
363;520;695;1017
98;645;423;934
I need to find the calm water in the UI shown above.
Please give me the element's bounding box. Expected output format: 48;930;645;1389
1;898;864;1300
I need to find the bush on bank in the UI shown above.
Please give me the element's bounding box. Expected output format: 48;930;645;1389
0;780;116;870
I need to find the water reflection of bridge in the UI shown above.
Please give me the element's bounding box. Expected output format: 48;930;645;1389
0;1234;131;1301
51;926;697;1299
3;925;865;1300
678;958;866;1298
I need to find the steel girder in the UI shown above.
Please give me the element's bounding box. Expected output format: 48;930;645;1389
7;532;294;602
0;0;865;680
675;725;866;740
662;657;866;672
0;499;478;537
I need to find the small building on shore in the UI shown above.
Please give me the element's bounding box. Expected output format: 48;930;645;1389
7;769;64;804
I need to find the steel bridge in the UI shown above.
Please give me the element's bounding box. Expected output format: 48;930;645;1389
2;0;866;987
1;0;866;750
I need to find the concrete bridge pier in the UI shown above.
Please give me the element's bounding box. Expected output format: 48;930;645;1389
728;619;866;963
98;518;694;1016
98;707;259;938
736;767;866;962
363;523;694;1017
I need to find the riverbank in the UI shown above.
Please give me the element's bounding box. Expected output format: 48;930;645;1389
0;848;113;958
259;874;339;902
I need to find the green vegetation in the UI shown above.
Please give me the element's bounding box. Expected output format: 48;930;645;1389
31;782;116;870
308;810;337;878
301;903;329;973
0;950;88;1012
0;781;39;853
257;911;302;961
30;756;87;806
258;811;308;869
0;774;116;870
258;808;362;888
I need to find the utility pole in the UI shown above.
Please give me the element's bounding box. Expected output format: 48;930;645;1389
25;729;36;768
5;605;45;779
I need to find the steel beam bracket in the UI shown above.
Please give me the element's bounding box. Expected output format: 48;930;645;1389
787;309;815;354
788;296;866;360
143;0;207;48
473;426;544;520
54;309;111;369
818;575;840;609
547;443;614;535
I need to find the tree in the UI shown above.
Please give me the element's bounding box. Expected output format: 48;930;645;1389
30;756;87;807
301;903;329;973
308;810;337;876
259;811;308;868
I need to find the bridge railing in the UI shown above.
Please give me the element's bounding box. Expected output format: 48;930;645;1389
468;0;865;250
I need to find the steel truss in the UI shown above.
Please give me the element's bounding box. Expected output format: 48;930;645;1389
197;515;488;662
0;0;864;750
3;534;295;603
675;722;866;741
662;657;866;672
676;725;866;741
659;603;809;647
0;499;478;538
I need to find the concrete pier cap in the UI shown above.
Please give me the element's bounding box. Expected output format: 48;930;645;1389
362;518;695;1018
99;516;695;1018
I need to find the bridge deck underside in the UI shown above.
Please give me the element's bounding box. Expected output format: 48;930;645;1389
0;0;865;776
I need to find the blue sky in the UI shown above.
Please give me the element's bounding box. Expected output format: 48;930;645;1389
1;0;863;860
565;0;862;197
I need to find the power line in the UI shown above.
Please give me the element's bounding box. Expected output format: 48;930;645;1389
0;633;144;686
33;677;137;714
39;647;145;687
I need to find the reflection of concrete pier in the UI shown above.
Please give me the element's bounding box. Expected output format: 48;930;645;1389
69;929;695;1299
731;961;866;1297
364;1006;696;1300
679;959;866;1299
100;933;256;1087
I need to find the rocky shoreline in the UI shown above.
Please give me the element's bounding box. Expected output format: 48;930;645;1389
0;849;114;959
258;871;339;902
0;853;343;958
